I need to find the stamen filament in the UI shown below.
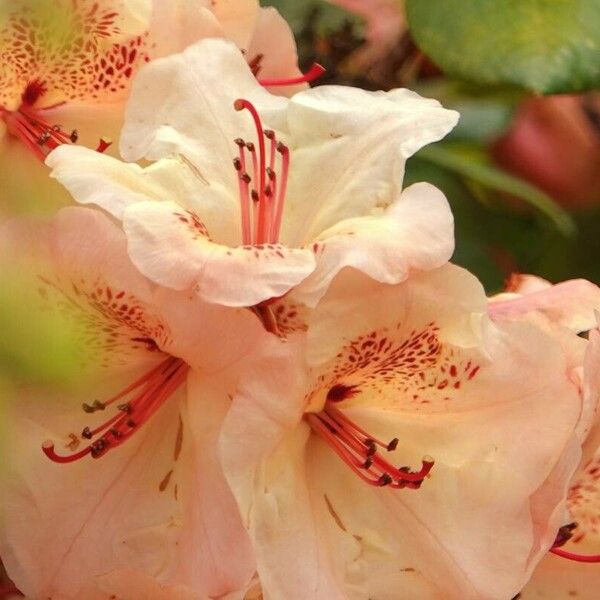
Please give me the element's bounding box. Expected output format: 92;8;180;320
232;100;291;245
235;100;267;243
271;143;289;243
549;547;600;563
307;406;434;489
42;358;188;462
258;63;326;87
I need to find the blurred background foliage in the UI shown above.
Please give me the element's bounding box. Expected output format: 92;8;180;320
263;0;600;292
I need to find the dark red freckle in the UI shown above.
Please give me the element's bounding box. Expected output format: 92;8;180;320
468;366;480;380
450;365;457;377
454;381;461;389
437;380;448;390
312;243;319;253
326;384;358;403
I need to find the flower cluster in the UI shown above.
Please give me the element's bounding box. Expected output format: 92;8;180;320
0;2;599;599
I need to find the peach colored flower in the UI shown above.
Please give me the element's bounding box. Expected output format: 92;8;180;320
487;275;600;597
47;38;458;308
0;207;265;599
0;0;304;214
219;265;587;600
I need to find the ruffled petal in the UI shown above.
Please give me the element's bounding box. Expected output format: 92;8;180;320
47;146;202;220
490;276;600;333
123;200;315;306
292;182;454;307
222;266;584;599
119;38;287;180
280;86;459;244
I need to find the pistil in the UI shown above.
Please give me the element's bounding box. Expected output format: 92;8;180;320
42;357;188;462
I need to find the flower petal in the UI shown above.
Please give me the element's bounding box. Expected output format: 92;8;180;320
280;86;459;244
47;146;200;220
490;276;600;333
119;38;287;180
247;7;306;96
292;182;454;307
123;200;315;306
0;0;152;109
222;266;584;599
0;382;187;599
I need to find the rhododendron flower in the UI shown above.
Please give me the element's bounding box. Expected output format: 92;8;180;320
0;0;304;214
219;265;586;600
525;326;600;599
0;207;265;599
47;38;458;308
487;275;600;597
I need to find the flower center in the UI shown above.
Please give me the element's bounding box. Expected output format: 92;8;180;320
1;79;111;160
42;357;188;463
306;390;434;489
232;99;290;245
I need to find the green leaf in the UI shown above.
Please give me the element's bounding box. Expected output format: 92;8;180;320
406;0;600;94
418;143;576;236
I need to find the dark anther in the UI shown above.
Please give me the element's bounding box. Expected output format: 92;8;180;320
82;403;96;413
266;167;275;180
245;141;255;151
109;428;122;438
276;141;286;153
264;186;273;197
553;522;578;548
387;438;399;452
90;438;108;457
37;131;50;145
241;173;251;184
117;402;132;414
126;419;136;428
81;426;92;439
234;138;245;147
264;129;275;139
69;129;78;143
366;442;377;457
251;189;259;201
362;457;373;469
233;157;242;171
51;124;61;132
378;473;393;486
93;400;105;411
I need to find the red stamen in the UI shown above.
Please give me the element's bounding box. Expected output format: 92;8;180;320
235;99;267;243
259;63;326;87
232;100;291;245
549;547;600;563
306;406;434;489
42;358;188;463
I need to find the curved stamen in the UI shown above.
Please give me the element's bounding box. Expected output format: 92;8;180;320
42;357;188;463
232;100;291;245
307;406;434;489
549;547;600;563
234;99;266;241
259;63;326;87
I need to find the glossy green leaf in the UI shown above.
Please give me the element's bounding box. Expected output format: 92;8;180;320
406;0;600;93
